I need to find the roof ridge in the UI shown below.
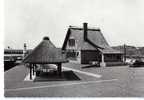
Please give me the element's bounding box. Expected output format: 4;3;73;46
69;25;100;30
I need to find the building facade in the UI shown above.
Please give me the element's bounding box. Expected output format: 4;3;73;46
62;23;124;66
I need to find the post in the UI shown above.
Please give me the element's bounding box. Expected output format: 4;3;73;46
30;64;32;80
100;53;106;67
124;44;126;62
57;63;62;76
33;64;35;75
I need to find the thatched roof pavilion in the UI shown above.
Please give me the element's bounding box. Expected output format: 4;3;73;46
23;36;68;79
23;36;67;64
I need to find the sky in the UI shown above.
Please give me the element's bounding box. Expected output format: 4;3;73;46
4;0;144;49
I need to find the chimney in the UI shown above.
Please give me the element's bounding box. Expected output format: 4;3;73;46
83;22;88;41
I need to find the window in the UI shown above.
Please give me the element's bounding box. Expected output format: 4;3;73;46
68;39;75;46
66;49;79;59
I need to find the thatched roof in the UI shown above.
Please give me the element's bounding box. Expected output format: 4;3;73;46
62;26;122;54
23;37;68;64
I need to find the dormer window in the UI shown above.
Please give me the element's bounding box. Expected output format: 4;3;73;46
68;38;75;47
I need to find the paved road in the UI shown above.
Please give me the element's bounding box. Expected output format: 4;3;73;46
4;63;144;97
4;64;29;89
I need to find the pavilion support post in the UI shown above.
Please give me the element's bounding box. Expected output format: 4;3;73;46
57;63;62;76
33;64;35;75
30;64;32;80
34;64;36;74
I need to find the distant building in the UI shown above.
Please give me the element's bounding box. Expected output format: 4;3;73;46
62;23;123;66
4;49;32;62
4;49;24;71
4;49;23;62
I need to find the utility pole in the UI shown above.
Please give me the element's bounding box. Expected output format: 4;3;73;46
124;44;126;62
23;43;27;59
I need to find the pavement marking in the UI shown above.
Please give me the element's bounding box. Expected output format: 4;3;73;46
62;66;102;78
24;73;36;81
5;79;118;92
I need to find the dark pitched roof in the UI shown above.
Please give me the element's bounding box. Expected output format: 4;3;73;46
62;25;122;54
62;28;101;50
23;37;68;64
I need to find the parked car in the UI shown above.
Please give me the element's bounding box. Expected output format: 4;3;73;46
89;61;100;67
36;64;57;76
129;59;144;67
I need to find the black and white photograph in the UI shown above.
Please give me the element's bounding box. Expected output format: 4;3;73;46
3;0;144;97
